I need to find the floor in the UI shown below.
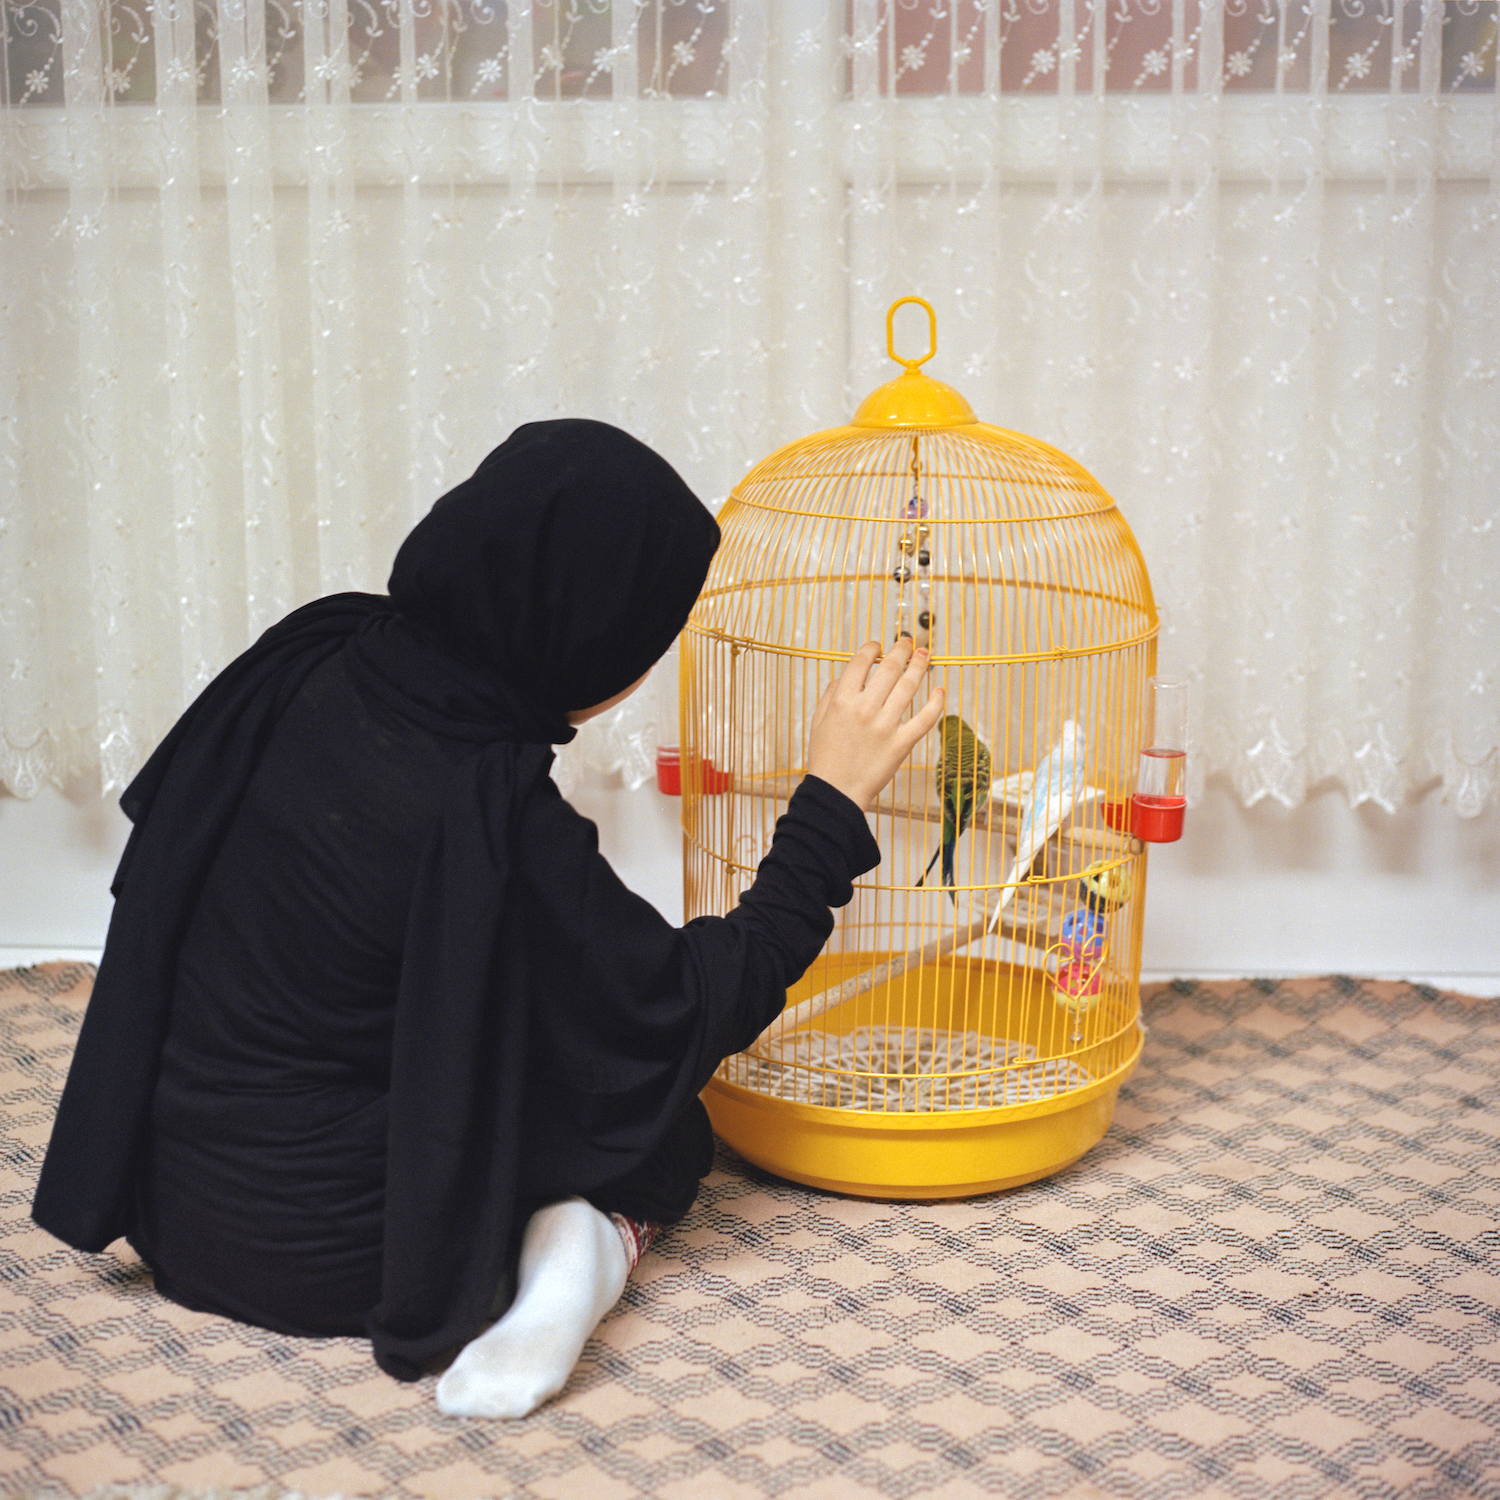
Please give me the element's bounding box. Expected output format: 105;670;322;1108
2;964;1498;1500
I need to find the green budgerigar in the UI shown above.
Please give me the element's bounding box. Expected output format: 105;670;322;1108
917;714;993;902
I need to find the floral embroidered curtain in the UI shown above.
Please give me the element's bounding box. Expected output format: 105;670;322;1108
2;0;1496;810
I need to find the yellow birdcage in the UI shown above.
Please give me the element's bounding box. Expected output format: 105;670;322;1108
681;298;1171;1200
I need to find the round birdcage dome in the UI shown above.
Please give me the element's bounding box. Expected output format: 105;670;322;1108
691;423;1155;667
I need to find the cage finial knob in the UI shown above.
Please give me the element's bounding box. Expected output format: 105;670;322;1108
887;296;938;375
851;296;978;429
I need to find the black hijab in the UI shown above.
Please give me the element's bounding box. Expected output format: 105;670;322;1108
33;419;719;1377
390;419;715;716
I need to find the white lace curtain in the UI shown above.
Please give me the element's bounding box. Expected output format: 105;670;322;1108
2;0;1496;810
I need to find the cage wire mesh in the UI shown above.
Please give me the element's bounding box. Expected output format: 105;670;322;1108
684;301;1157;1198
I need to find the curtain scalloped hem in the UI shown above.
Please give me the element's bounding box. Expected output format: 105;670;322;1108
8;721;1495;820
1214;732;1497;819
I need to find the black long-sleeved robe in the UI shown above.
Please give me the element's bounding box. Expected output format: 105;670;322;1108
121;649;878;1359
35;419;882;1380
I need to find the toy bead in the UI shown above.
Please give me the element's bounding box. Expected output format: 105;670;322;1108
898;535;915;554
1059;907;1106;960
893;565;912;583
1080;859;1133;914
917;549;930;567
1053;958;1104;1015
917;610;932;629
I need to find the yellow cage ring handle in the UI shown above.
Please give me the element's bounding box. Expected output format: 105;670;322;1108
887;296;937;373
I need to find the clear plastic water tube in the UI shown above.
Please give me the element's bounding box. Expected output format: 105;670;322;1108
1132;675;1187;843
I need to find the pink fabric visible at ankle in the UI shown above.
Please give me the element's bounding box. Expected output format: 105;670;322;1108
608;1214;659;1272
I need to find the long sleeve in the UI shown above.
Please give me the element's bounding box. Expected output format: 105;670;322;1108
718;775;884;1010
511;773;881;1195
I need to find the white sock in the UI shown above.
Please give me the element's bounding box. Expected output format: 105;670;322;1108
434;1197;631;1420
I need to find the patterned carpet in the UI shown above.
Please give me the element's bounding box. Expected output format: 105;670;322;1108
1;963;1498;1500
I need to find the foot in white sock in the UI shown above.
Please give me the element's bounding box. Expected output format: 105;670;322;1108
434;1197;630;1419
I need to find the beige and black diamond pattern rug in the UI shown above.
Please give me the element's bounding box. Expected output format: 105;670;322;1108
1;963;1497;1499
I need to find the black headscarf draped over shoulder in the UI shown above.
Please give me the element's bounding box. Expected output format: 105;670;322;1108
390;419;715;717
33;419;719;1378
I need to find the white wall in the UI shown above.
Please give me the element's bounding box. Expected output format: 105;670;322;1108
0;783;131;964
1136;782;1499;993
3;776;1497;995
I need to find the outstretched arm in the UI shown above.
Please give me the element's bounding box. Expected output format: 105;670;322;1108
515;639;942;1114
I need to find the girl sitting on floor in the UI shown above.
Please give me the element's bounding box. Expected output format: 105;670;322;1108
33;419;942;1419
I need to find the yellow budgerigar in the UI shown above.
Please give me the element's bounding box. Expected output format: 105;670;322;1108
917;714;993;902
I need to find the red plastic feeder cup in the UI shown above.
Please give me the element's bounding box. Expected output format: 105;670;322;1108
656;747;682;795
656;747;732;796
1130;675;1188;843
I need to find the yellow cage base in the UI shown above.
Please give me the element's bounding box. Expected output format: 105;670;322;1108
702;956;1144;1201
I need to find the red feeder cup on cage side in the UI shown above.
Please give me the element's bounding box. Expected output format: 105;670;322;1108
656;747;681;795
655;747;732;796
1130;675;1188;843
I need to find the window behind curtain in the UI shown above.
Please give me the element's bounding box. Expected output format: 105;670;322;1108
5;0;1493;106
